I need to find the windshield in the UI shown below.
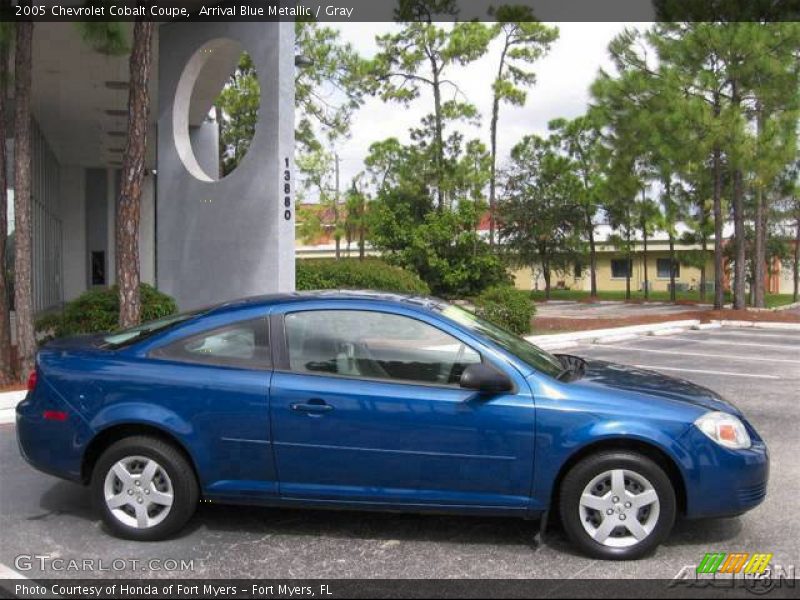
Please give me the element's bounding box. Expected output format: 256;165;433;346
102;311;202;349
440;305;564;378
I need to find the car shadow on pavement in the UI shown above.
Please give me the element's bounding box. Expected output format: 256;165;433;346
193;503;543;549
36;480;94;522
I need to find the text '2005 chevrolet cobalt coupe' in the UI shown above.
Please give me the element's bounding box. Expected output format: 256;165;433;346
17;292;768;559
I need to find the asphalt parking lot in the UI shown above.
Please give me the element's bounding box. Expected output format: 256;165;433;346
0;326;798;581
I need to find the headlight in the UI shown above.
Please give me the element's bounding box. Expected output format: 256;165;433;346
694;411;751;450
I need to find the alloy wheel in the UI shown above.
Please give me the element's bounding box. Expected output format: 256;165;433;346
578;468;660;548
103;455;174;529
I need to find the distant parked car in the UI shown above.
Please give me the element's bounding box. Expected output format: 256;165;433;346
17;291;768;559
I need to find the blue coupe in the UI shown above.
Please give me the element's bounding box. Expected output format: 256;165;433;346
16;292;768;559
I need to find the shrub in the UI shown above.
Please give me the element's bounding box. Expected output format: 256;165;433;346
36;284;178;339
296;258;430;295
473;285;535;335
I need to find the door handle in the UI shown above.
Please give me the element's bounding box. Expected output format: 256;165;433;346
290;400;334;414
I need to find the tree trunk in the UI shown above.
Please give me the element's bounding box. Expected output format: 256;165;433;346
712;142;724;310
0;40;12;385
587;218;597;298
794;213;799;303
430;58;445;211
117;19;154;328
543;260;551;301
753;107;766;308
488;94;499;246
732;167;746;310
700;234;708;303
669;235;677;303
488;42;509;246
711;93;724;309
730;82;746;310
642;227;649;300
358;211;365;261
625;230;631;301
13;22;35;380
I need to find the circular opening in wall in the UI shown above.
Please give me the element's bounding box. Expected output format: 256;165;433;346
173;39;260;182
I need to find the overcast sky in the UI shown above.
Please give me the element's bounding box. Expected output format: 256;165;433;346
326;22;642;191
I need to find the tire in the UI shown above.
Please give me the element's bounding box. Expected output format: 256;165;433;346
91;436;199;541
559;451;676;560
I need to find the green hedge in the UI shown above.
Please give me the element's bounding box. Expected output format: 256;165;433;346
473;285;535;335
296;258;430;295
36;284;178;339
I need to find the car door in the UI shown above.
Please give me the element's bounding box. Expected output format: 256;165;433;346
269;307;535;511
146;315;276;497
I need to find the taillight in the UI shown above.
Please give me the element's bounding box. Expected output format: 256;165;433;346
27;370;37;392
42;410;67;422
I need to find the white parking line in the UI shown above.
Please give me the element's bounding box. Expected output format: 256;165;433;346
632;365;780;379
597;345;800;364
646;336;800;350
703;329;800;340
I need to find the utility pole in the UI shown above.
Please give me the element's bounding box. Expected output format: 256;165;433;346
334;152;341;259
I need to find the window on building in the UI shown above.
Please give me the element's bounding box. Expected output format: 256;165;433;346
285;310;481;386
151;318;270;370
611;259;632;278
657;258;680;279
574;264;583;279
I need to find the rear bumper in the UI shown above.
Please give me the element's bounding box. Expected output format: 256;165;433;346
16;396;86;483
679;425;769;519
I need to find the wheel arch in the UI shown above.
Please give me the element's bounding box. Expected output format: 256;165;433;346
550;437;688;518
81;423;201;488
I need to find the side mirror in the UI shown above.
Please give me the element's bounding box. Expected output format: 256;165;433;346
460;363;513;394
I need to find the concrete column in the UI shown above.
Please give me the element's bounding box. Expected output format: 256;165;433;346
156;21;295;310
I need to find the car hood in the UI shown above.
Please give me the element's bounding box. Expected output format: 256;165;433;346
573;359;740;415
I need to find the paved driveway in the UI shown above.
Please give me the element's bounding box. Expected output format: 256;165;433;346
0;326;797;581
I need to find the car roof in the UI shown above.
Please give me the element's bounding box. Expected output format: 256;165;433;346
203;290;449;316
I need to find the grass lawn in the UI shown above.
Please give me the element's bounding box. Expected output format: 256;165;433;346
529;289;797;308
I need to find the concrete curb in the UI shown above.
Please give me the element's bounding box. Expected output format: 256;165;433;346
526;320;702;350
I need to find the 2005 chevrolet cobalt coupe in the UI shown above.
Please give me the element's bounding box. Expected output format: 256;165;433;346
17;292;768;559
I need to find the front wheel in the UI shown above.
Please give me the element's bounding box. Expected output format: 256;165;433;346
559;451;676;560
91;436;199;541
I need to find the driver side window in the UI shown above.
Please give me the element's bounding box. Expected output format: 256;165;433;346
284;310;481;386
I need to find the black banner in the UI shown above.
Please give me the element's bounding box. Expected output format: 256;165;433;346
2;0;800;23
1;578;800;600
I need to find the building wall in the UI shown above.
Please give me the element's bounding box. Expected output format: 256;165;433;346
511;251;717;294
510;265;586;292
595;252;716;293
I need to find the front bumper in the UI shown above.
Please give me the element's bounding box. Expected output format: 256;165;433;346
679;424;769;519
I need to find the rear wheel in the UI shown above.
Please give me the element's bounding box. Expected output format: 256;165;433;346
559;451;676;560
91;436;199;541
